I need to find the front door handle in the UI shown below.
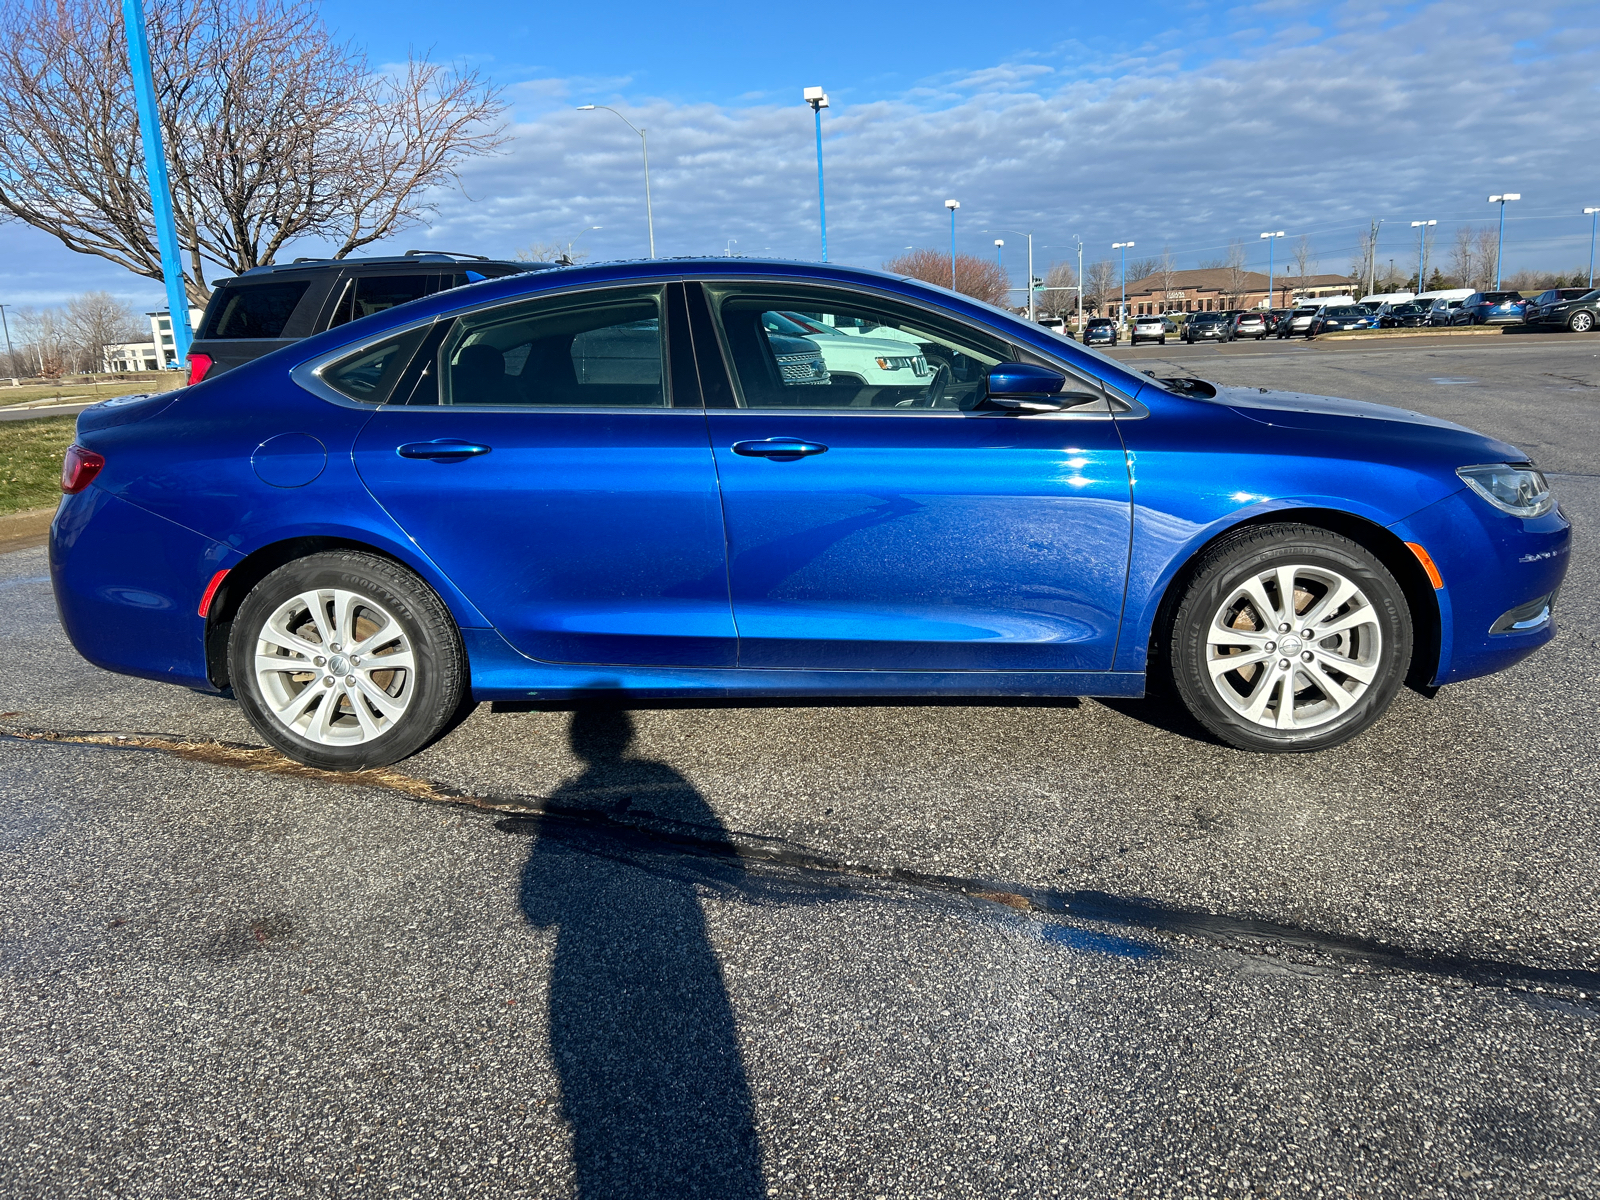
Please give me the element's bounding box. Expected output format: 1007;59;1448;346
731;438;829;461
397;440;493;461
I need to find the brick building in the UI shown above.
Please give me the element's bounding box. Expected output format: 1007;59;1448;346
1115;269;1352;316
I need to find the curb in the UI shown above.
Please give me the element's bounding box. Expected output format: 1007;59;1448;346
0;507;55;556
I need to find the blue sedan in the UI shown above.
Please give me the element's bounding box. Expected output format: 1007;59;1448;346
51;259;1570;769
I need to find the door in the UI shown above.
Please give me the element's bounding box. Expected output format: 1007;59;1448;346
351;282;736;667
693;281;1132;671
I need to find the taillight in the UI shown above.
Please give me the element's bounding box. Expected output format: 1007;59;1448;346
186;352;213;385
61;445;105;494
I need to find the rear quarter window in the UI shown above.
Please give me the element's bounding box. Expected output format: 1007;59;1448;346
202;281;311;339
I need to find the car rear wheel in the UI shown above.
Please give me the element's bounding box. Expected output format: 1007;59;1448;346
1571;311;1595;333
1168;524;1411;753
228;550;467;770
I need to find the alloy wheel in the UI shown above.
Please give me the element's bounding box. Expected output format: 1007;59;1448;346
1204;563;1382;731
253;588;416;746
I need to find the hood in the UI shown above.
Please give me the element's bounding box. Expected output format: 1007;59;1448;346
1210;384;1526;461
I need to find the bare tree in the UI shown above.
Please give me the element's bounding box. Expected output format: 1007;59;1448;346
1036;260;1078;319
1125;256;1160;285
1448;226;1478;291
0;0;506;305
516;241;592;265
1291;235;1317;292
1475;226;1501;290
1348;229;1377;296
1084;259;1118;315
883;249;1010;306
1220;240;1250;309
63;291;148;372
1154;248;1179;313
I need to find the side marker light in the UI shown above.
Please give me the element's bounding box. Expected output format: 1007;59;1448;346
198;568;230;618
1405;542;1444;590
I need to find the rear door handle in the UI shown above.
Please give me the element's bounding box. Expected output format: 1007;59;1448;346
397;440;493;460
731;438;829;460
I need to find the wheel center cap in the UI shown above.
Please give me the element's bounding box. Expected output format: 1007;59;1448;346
327;653;350;675
1278;634;1304;655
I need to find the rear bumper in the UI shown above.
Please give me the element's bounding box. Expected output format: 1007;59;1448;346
50;487;237;691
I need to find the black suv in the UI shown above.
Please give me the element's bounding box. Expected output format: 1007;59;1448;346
186;251;548;383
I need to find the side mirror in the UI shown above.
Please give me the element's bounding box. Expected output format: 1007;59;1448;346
980;362;1100;412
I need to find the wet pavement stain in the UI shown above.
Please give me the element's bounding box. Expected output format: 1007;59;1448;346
4;721;1598;1002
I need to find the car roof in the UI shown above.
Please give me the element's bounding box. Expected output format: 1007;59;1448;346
223;251;551;282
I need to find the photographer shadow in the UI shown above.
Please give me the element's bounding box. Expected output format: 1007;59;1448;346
517;697;765;1199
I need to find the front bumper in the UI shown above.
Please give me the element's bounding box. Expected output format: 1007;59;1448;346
1391;488;1572;685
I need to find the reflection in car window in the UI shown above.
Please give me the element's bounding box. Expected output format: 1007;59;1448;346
710;287;1008;411
203;281;310;339
434;286;668;407
321;326;428;403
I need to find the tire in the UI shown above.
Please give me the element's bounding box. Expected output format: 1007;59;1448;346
1167;524;1411;753
1159;336;1166;345
1571;311;1595;333
228;550;467;770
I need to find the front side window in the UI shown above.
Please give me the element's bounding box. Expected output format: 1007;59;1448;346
432;286;667;408
709;285;1007;411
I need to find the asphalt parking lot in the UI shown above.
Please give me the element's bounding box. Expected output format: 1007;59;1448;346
3;335;1597;1198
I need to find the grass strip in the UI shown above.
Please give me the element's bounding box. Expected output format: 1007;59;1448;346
0;415;77;516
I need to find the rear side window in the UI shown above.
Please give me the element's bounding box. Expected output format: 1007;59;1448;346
320;326;428;403
327;274;447;328
202;281;310;339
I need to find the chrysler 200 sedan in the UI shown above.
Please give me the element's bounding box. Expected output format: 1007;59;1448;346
51;258;1570;770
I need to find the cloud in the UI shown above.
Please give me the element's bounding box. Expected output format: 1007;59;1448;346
422;0;1600;275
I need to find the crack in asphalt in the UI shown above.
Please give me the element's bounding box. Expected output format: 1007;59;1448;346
4;723;1596;1003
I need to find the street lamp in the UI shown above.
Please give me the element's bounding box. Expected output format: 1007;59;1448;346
577;105;655;259
985;228;1036;321
725;238;737;257
1112;241;1134;322
561;225;601;263
1075;237;1084;331
1487;194;1520;288
1585;208;1599;288
994;238;1004;273
1411;220;1437;291
1259;231;1284;310
0;302;17;387
945;200;960;288
803;87;829;262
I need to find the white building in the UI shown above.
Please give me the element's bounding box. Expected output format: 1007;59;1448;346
104;307;205;372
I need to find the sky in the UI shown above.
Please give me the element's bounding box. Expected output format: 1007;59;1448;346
3;0;1598;312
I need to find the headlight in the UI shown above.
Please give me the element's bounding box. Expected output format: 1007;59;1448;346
1457;463;1556;517
874;356;916;370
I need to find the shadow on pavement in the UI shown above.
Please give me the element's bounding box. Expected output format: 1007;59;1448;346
516;694;767;1199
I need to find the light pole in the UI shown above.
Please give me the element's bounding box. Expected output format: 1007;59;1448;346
1366;218;1384;299
1112;241;1134;322
577;105;655;259
1487;194;1520;288
725;238;737;257
985;228;1036;321
0;302;16;387
994;239;1004;272
945;200;960;288
803;87;829;262
1259;230;1284;310
561;225;601;263
1411;220;1436;291
1586;208;1599;288
1075;237;1084;332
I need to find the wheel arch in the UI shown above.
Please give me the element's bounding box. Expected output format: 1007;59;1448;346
1144;506;1442;694
203;535;479;690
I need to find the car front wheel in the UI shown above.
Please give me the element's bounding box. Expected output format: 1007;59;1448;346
228;550;467;770
1168;524;1411;753
1571;311;1595;333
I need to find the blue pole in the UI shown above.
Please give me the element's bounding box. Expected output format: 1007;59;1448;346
122;0;191;368
813;106;827;264
1267;238;1275;309
1419;224;1426;290
1119;244;1126;319
1495;200;1505;289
